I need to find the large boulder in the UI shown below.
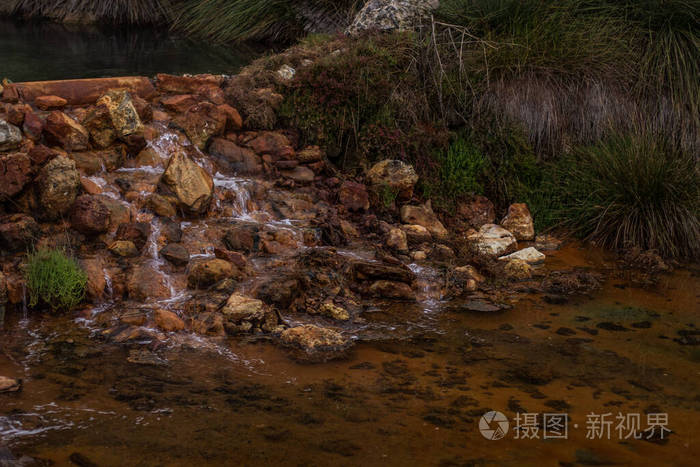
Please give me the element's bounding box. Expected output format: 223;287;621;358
0;119;22;151
208;137;262;175
346;0;438;35
44;111;89;151
70;195;110;234
173;102;226;150
366;159;418;200
467;224;517;257
96;89;143;138
37;155;80;219
501;203;535;241
0;214;39;251
0;152;32;198
400;203;448;239
160;150;214;215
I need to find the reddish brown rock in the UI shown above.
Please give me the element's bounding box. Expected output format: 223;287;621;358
80;257;107;301
27;144;57;166
154;309;185;332
501;203;535;241
280;166;315;184
369;280;416;300
208;137;262;175
339;181;370;211
197;85;225;105
35;95;67;110
160;243;190;266
80;176;102;195
246;131;295;159
214;248;248;270
161;94;198;113
156;73;224;94
22;110;44;141
70;195;110;234
187;259;237;289
7;104;30;126
44;111;89;151
218;104;243;130
0;152;32;198
3;77;155;105
173;102;226;150
115;222;151;251
82;105;116;149
458;195;496;228
0;214;39;251
131;95;153;122
127;264;171;301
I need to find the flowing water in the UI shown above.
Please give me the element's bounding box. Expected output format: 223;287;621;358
0;18;261;82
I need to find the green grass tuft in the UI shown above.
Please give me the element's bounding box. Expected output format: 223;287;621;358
25;248;88;312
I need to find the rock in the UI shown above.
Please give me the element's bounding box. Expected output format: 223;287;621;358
218;104;243;130
366;159;418;200
499;247;545;265
223;224;259;252
501;203;535;241
467;224;517;257
339;181;370;211
457;195;495;228
0;119;22;151
369;280;415;300
319;302;350;321
455;300;504;313
402;224;432;245
35;95;67;110
154;309;185;332
504;259;533;281
161;150;214;215
352;261;414;283
191;312;225;336
156;73;224;94
27;144;58;166
0;214;39;251
108;240;139;258
453;265;485;284
96;89;143;138
101;197;132;230
214;248;248;270
173;102;226;150
6;104;29;126
277;64;296;80
256;275;301;308
23;110;44;141
80;257;106;301
246;132;295;159
128;264;171;301
37;155;80;219
0;152;32;198
280;325;350;361
297;146;323;163
0;376;21;393
346;0;438;35
535;234;562;251
400;203;448;239
160;243;190;266
115;222;150;251
44;111;89;151
70;195;110;234
280;166;315;183
208;137;262;175
161;94;198;113
187;259;236;289
80;176;102;195
411;250;427;261
82;105;116;148
222;294;266;323
386;227;408;252
146;193;177;217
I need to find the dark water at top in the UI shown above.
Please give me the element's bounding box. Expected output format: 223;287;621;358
0;19;261;82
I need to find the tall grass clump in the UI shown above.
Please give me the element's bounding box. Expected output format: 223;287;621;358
552;134;700;260
173;0;360;43
25;248;88;312
4;0;175;23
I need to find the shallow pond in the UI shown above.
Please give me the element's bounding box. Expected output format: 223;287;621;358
1;246;698;466
0;19;260;82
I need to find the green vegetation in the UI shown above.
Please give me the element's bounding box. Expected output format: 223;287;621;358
547;134;699;259
25;248;88;312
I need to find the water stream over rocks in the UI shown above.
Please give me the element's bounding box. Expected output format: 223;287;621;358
0;74;698;465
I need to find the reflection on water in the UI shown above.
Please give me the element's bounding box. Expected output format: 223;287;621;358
0;18;261;82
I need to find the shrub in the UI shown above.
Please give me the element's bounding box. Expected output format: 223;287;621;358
551;134;699;260
25;248;88;312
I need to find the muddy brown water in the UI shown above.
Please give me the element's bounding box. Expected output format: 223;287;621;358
1;246;698;466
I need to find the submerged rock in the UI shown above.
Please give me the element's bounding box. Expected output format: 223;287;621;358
280;325;351;362
467;224;517;257
160;150;214;215
501;203;535;241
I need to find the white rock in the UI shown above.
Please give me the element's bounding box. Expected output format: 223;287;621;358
467;224;517;257
498;247;545;265
277;65;296;81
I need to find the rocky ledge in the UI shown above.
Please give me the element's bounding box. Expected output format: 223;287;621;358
0;71;577;362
